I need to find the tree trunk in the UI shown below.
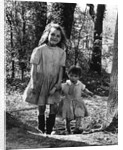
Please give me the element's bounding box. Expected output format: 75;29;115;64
11;59;15;79
48;3;76;39
11;29;15;79
8;13;15;79
106;15;118;131
20;5;26;81
90;4;105;75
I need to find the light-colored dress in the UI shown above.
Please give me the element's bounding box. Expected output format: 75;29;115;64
58;80;89;121
24;44;66;105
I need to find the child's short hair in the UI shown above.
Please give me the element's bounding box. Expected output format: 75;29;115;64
68;65;82;77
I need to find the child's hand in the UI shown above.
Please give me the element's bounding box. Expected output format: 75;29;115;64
49;87;56;95
89;91;94;97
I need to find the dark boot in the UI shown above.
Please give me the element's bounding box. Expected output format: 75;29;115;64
73;128;83;134
46;114;56;134
38;115;45;133
66;119;71;134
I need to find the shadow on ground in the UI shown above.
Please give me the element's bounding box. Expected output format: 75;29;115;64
5;112;98;149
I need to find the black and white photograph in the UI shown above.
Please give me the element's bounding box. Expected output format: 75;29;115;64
1;0;120;149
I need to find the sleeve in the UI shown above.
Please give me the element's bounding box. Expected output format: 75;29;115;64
61;83;65;90
30;47;41;65
60;50;66;66
81;82;86;91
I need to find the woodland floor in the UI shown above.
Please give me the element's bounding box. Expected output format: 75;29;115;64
5;71;118;149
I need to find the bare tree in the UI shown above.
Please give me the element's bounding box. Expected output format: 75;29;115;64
90;4;105;75
104;15;118;132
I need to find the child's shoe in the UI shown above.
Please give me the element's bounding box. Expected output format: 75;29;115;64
73;128;83;134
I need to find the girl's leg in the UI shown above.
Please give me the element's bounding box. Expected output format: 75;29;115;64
66;118;71;134
38;105;46;133
46;103;58;134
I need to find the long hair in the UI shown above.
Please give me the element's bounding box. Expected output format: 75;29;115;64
38;23;67;49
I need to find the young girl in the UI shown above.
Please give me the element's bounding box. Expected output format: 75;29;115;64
58;65;93;134
23;23;67;134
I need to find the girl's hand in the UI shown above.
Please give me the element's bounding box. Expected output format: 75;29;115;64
55;83;61;90
49;87;56;95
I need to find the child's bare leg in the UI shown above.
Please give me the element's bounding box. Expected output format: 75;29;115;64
75;117;81;129
66;118;71;134
73;117;83;134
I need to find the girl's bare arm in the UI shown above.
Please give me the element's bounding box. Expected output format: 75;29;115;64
56;66;63;88
30;64;37;89
49;66;63;95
